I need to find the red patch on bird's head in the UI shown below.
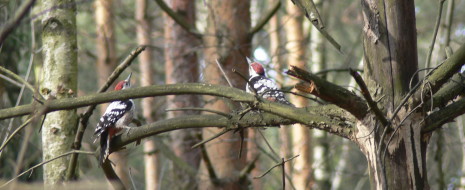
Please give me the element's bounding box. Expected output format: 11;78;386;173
114;81;126;90
251;62;265;75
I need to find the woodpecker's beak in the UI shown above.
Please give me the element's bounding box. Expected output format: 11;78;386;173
125;73;132;84
246;57;253;65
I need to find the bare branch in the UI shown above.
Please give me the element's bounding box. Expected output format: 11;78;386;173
412;42;465;106
349;69;388;126
423;97;465;133
0;0;36;46
287;66;368;120
254;155;299;179
153;0;201;39
101;158;125;190
0;150;94;188
201;143;219;185
66;46;146;180
249;1;281;37
0;66;38;98
424;0;446;69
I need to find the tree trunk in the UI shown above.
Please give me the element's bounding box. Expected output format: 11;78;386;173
200;0;250;189
38;0;78;184
284;1;313;189
268;4;293;189
136;0;160;189
359;0;428;189
95;0;129;187
164;0;201;189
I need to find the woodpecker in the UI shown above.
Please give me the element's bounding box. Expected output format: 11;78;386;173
246;58;293;106
94;73;135;164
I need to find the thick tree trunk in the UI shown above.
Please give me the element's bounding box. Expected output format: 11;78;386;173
164;0;201;189
200;0;250;189
95;0;129;187
360;0;428;189
136;0;160;189
284;1;312;189
38;0;78;184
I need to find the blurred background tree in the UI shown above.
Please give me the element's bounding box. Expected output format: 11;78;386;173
0;0;465;189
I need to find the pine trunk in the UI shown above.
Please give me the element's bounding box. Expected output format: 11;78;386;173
136;0;160;189
164;0;201;189
38;0;78;184
284;1;312;189
200;0;251;189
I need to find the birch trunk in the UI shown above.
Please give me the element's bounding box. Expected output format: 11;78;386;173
39;0;78;184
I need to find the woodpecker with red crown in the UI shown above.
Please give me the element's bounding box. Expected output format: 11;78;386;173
94;73;135;164
246;58;293;106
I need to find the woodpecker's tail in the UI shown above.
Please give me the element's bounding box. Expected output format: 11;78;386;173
99;131;110;165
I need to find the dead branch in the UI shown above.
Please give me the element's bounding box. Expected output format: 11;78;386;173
249;0;281;37
0;0;36;46
66;45;146;180
349;69;388;126
287;66;368;120
153;0;201;39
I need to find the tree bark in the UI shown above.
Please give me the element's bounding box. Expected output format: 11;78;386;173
284;1;313;189
200;0;251;189
136;0;160;189
359;0;427;189
95;0;129;187
164;0;201;189
38;0;78;184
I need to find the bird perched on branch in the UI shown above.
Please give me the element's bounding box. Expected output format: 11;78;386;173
246;58;293;106
94;73;135;165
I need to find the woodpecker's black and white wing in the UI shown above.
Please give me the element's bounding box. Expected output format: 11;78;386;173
94;100;134;137
247;75;293;106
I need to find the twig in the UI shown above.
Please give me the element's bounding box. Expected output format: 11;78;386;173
166;107;232;118
0;150;94;188
0;66;37;97
349;69;388;126
254;155;299;179
66;46;146;180
200;143;219;185
249;1;281;37
191;129;231;149
282;157;285;190
0;117;34;153
314;68;363;76
215;59;234;87
0;0;36;46
0;74;23;87
258;130;279;157
153;0;201;39
239;155;260;181
129;168;137;190
424;0;446;69
232;68;257;95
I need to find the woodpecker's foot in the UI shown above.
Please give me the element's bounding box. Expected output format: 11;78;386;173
123;126;133;135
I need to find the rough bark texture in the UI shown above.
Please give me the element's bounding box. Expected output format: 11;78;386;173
201;0;251;189
39;0;78;184
95;0;129;187
284;1;312;189
359;0;427;189
136;0;159;189
164;0;201;188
